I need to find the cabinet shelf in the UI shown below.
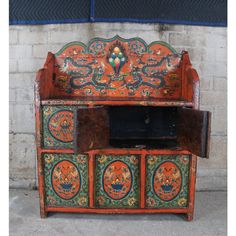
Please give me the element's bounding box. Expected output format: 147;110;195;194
41;98;194;107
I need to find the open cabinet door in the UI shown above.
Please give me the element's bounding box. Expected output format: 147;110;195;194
74;106;109;153
177;108;211;158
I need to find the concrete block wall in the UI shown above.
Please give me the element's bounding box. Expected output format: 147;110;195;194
9;23;227;190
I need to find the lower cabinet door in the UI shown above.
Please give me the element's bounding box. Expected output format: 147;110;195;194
95;154;140;208
43;153;89;208
145;155;190;208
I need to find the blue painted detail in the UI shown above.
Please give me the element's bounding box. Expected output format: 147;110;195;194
161;184;173;193
111;184;124;191
60;183;73;191
9;18;227;27
90;0;95;20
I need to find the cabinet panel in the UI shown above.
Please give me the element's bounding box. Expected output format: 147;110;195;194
42;106;75;148
146;155;190;208
95;154;140;208
43;153;89;207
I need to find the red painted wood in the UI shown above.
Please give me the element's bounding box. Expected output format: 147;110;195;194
140;152;146;208
90;149;192;155
53;37;183;100
46;207;188;214
39;149;75;154
89;152;95;208
41;99;194;107
39;148;191;155
187;155;197;221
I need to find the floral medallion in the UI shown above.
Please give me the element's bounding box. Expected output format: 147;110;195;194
43;106;76;148
153;161;182;201
52;160;80;200
48;110;74;143
103;161;132;200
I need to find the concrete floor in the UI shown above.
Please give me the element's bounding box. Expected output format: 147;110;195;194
9;190;226;236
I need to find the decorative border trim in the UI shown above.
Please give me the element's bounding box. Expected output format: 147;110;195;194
54;35;177;57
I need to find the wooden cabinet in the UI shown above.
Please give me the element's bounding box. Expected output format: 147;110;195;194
35;36;211;220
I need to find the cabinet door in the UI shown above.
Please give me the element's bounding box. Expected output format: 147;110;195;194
95;154;140;208
42;106;75;148
146;155;190;208
74;106;109;153
43;153;89;207
177;108;211;158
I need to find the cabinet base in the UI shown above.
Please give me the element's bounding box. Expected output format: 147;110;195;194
41;208;194;220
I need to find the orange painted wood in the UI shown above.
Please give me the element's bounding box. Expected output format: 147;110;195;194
187;155;197;221
41;99;194;107
39;149;75;154
46;207;188;214
89;152;95;208
37;153;47;218
39;148;191;155
140;152;146;208
35;68;46;218
52;36;183;100
90;149;192;155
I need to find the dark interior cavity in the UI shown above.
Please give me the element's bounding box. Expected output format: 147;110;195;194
109;106;178;149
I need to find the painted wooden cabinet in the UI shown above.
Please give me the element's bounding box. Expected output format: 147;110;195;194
35;36;211;220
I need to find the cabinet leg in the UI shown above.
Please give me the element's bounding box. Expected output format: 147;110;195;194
40;209;48;218
186;213;193;221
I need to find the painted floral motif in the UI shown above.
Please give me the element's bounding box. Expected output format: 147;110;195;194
45;154;54;164
44;154;88;207
146;155;190;208
146;197;156;207
43;106;76;148
77;196;87;206
95;155;140;208
128;39;146;55
97;155;108;164
178;198;187;207
54;35;182;99
88;40;106;56
77;155;87;164
127;197;136;206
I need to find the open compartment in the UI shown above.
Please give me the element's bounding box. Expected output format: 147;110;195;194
109;106;177;149
74;105;211;158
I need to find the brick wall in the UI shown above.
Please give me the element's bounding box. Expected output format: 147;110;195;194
9;23;227;190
